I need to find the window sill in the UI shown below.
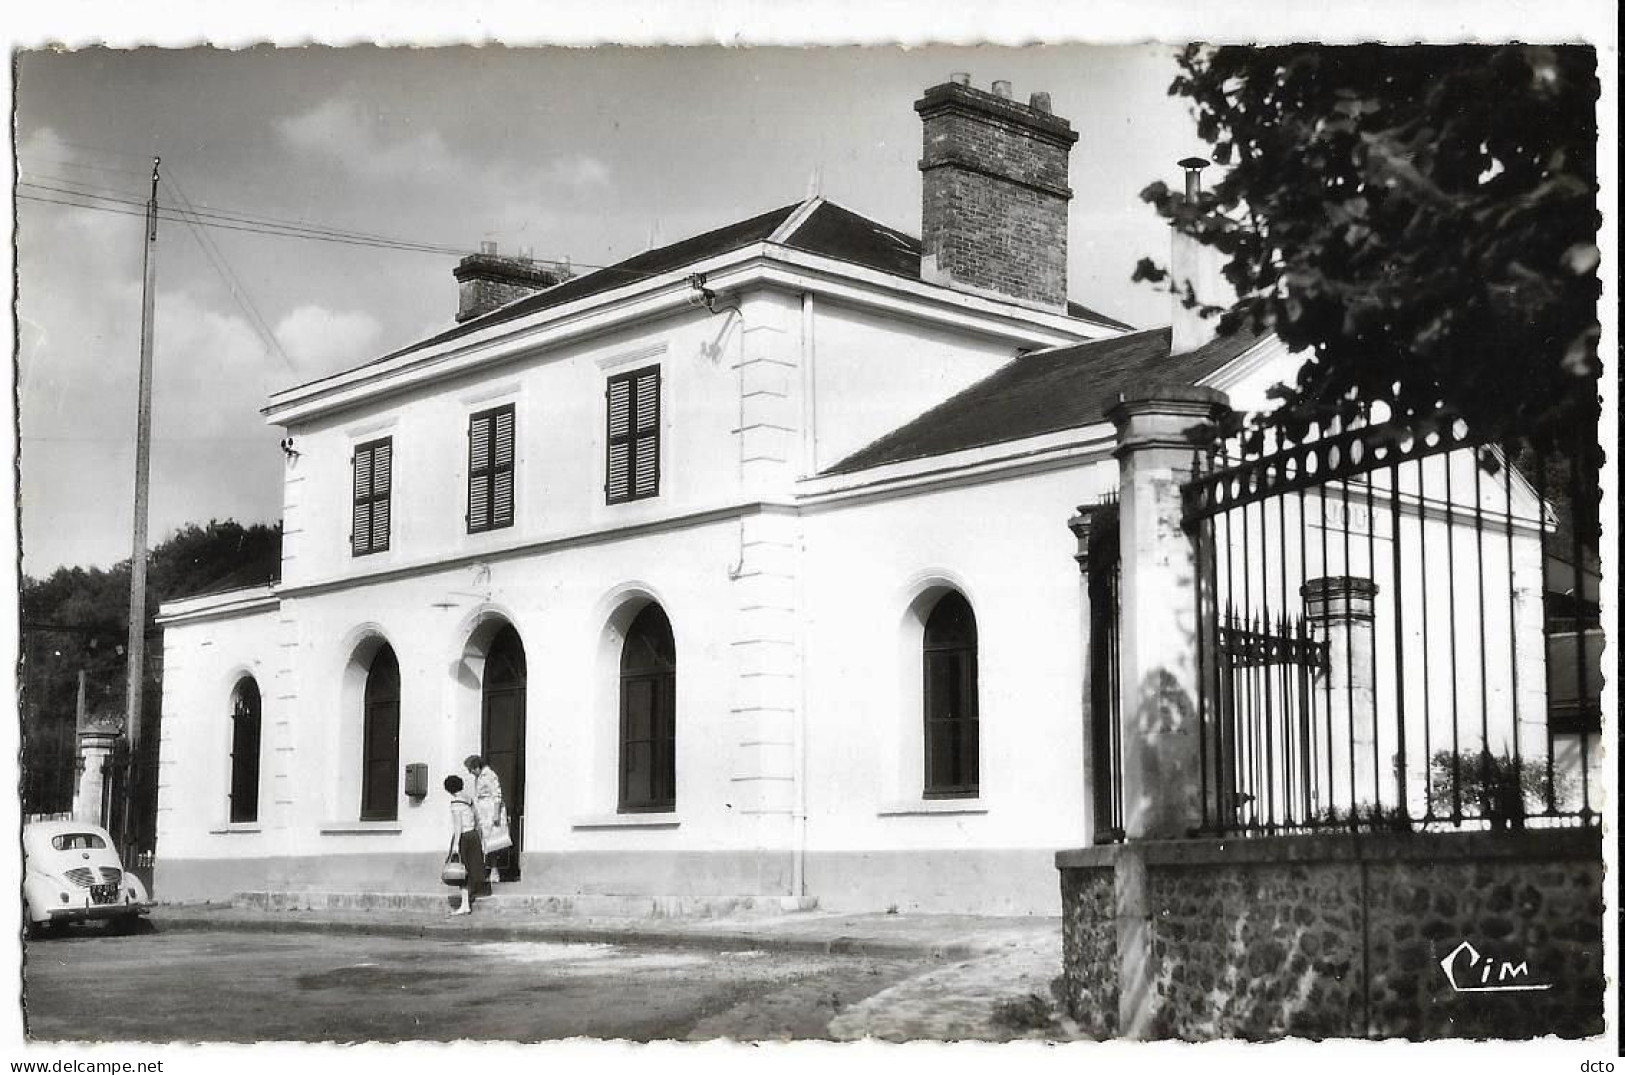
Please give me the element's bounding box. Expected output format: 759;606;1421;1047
318;821;403;835
570;813;681;831
877;799;988;817
208;823;263;835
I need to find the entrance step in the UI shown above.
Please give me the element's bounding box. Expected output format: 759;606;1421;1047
231;890;819;919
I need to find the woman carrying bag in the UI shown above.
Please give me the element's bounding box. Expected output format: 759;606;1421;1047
443;774;483;916
464;754;510;881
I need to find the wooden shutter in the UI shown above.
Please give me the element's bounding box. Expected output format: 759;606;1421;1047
468;404;516;532
352;437;392;555
606;376;633;502
606;366;660;503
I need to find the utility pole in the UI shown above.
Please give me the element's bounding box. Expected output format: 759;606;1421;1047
123;157;160;759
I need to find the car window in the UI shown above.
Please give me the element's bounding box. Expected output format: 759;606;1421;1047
51;833;108;851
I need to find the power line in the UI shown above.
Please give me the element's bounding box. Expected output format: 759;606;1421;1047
17;165;684;285
18;179;466;255
162;167;297;372
17;190;467;256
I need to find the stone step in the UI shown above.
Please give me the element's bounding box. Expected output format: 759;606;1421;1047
231;890;819;919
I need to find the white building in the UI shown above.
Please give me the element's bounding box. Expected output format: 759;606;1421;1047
153;77;1587;915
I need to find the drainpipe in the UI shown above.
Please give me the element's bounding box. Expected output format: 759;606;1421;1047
791;292;815;903
800;292;819;476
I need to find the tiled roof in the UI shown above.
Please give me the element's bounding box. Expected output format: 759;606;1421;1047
370;202;805;366
318;198;1134;380
824;325;1267;475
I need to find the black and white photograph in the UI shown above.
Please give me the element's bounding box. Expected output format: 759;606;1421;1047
5;1;1616;1065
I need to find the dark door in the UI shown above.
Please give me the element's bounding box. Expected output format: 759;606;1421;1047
482;625;527;881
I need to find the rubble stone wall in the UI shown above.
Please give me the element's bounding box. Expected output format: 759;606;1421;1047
1057;829;1603;1040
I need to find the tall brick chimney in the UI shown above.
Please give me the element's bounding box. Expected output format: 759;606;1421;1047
454;242;572;323
915;74;1079;311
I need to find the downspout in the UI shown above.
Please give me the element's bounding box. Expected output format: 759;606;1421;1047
792;291;816;902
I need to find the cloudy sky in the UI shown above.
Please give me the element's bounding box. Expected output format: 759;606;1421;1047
13;44;1208;577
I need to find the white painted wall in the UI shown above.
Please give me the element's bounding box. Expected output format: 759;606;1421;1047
155;598;282;864
799;457;1117;857
278;306;759;591
806;297;1025;473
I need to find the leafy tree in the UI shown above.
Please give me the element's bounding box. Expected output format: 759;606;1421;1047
1135;44;1601;448
19;520;280;815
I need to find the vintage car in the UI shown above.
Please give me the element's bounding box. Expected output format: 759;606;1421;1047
22;820;150;936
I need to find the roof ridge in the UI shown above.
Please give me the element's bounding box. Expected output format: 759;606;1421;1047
768;195;826;245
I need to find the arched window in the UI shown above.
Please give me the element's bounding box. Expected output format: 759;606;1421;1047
619;604;675;813
228;677;262;824
361;646;401;821
923;591;978;798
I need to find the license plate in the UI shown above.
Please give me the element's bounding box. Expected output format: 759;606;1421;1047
90;883;119;905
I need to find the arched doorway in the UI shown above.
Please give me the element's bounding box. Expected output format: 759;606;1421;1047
482;624;526;880
361;646;401;821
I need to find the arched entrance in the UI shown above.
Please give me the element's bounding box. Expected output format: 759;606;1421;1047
482;624;526;881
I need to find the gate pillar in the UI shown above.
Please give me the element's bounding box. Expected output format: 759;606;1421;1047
1106;385;1229;840
73;717;124;827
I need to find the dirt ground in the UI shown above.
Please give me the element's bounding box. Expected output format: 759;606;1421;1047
21;925;932;1042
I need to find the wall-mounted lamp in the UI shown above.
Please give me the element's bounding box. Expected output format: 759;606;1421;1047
280;436;301;460
686;272;721;314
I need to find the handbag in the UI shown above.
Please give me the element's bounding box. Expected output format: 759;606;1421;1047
483;815;514;855
441;836;467;886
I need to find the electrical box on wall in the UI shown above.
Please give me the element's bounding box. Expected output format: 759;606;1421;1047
404;763;428;799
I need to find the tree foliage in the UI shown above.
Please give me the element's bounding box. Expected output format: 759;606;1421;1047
19;520;282;773
1136;44;1601;448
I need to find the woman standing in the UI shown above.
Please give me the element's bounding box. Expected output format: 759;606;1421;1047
443;774;482;916
464;754;506;880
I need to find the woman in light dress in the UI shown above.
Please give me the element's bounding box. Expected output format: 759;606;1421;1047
463;754;505;882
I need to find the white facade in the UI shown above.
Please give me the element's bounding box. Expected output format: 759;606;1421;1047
155;220;1147;914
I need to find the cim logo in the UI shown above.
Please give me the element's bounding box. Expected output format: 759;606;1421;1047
1439;940;1553;993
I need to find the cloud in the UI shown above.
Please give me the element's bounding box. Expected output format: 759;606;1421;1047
276;96;609;199
544;154;611;189
276;98;453;183
15;135;288;573
274;304;385;373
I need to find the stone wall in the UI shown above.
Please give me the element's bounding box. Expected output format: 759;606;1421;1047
1057;865;1118;1031
1057;828;1603;1040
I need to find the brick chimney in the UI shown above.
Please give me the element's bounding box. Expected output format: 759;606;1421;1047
454;242;572;323
915;74;1079;311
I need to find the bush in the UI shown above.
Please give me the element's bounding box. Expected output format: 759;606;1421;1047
1426;749;1561;828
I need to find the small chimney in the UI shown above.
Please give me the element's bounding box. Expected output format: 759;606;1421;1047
1170;157;1222;355
915;77;1079;311
453;244;573;323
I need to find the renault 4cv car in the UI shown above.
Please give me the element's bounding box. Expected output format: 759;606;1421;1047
22;820;150;936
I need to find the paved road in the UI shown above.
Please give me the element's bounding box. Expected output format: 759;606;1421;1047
21;926;930;1042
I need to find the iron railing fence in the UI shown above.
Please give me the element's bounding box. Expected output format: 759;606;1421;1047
20;723;81;820
1181;407;1601;836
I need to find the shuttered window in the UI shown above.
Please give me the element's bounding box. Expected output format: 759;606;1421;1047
351;437;393;556
606;366;661;504
468;404;516;533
